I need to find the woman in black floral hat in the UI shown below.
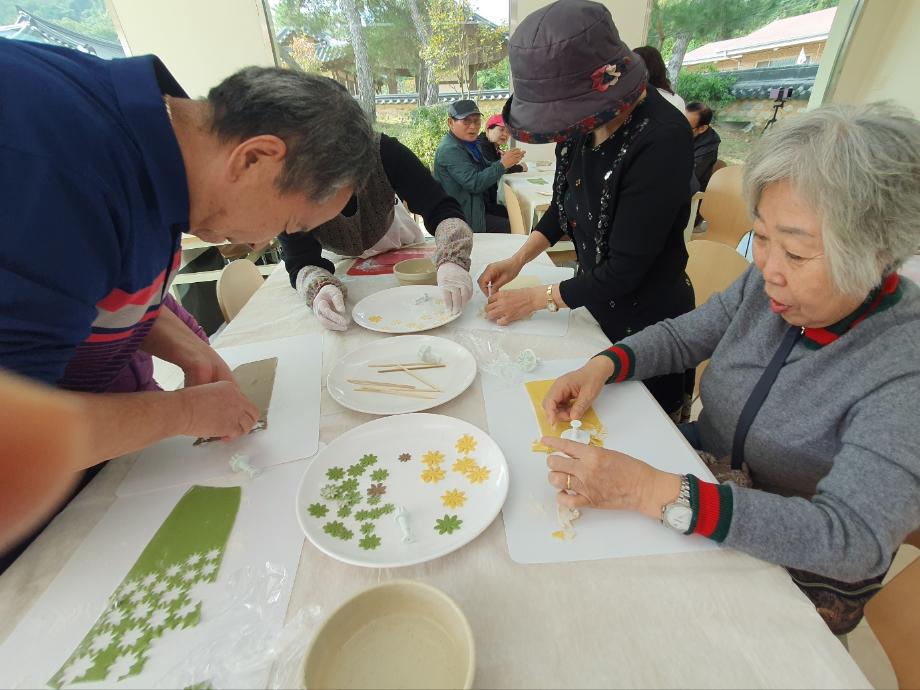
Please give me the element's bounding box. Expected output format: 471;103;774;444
479;0;696;418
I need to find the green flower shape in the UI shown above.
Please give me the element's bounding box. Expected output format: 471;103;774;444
367;496;382;506
370;468;389;482
340;478;359;493
307;503;328;518
337;504;352;518
354;509;373;522
359;453;378;467
434;514;463;535
359;534;382;550
323;521;354;541
326;467;345;481
360;522;376;535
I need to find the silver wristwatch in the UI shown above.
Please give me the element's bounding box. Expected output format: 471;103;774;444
661;475;693;534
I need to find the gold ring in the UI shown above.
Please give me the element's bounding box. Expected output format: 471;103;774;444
566;474;572;491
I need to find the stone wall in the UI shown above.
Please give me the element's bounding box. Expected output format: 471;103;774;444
717;97;808;124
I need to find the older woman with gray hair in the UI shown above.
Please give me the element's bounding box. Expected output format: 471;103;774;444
540;102;920;634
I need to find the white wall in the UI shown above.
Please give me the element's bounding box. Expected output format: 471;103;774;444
106;0;279;98
810;0;920;115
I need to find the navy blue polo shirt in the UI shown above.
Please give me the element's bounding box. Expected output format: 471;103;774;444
0;40;190;392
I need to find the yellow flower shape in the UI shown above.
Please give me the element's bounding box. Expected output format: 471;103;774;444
441;489;467;509
368;315;383;324
421;466;446;484
452;457;476;475
455;434;477;454
421;450;445;467
466;465;491;484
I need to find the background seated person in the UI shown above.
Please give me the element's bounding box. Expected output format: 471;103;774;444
686;101;721;193
434;99;524;233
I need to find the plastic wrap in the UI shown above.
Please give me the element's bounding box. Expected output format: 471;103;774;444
450;331;540;387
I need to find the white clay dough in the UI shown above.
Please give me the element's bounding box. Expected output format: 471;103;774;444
394;505;414;543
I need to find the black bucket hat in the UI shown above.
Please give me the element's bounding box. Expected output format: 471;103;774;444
507;0;648;143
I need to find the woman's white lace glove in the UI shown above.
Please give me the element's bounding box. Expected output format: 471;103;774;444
437;262;473;315
312;284;350;331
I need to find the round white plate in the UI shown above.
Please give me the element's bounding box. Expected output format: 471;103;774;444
328;335;477;415
352;285;461;333
296;414;509;568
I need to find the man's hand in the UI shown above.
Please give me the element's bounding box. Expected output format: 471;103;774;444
501;148;525;169
181;381;260;441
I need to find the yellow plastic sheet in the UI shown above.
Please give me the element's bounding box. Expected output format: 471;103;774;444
523;379;606;453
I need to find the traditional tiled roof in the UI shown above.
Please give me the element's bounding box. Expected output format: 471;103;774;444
375;88;510;104
0;6;123;59
683;7;835;66
727;64;819;100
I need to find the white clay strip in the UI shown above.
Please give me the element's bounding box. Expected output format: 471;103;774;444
376;364;446;372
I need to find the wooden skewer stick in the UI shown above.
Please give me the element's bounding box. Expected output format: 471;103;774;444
353;386;439;399
347;378;417;390
368;362;428;367
397;364;440;392
375;364;446;372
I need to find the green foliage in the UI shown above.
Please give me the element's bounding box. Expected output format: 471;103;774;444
399;104;450;169
0;0;116;40
675;68;736;109
478;56;510;90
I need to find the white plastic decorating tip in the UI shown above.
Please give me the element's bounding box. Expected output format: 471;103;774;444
229;453;260;479
516;348;539;372
417;344;442;364
394;505;413;543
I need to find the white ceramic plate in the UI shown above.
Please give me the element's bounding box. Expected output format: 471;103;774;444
352;285;461;333
327;335;477;415
296;414;509;568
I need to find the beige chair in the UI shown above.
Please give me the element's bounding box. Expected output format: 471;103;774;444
695;165;751;248
683;191;705;242
503;182;529;235
686;240;750;400
864;542;920;690
216;259;265;323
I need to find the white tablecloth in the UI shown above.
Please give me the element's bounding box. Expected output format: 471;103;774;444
0;236;870;689
504;168;555;230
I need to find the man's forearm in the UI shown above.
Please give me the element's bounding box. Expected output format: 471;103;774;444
72;389;190;468
140;307;207;367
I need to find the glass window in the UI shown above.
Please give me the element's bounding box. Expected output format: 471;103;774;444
0;1;124;59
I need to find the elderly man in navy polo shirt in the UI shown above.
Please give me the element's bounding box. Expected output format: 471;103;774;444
0;40;374;465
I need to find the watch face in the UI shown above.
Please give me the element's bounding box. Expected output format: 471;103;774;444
664;504;693;532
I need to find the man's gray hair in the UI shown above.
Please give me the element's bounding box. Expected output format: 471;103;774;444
743;102;920;295
208;67;374;202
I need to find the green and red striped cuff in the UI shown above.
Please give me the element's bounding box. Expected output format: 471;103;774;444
687;474;733;542
596;344;636;384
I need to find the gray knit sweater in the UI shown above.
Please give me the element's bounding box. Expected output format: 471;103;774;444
605;266;920;580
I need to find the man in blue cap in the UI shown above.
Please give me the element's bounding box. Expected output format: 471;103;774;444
433;99;524;232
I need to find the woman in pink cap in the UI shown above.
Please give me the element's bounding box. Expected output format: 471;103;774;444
477;112;527;211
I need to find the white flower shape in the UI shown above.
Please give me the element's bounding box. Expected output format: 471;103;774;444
181;567;199;583
148;607;170;630
131;602;152;621
205;548;221;562
161;587;183;605
185;553;203;567
61;655;94;684
129;590;146;606
89;631;116;654
152;580;169;596
141;573;159;588
109;652;140;680
200;562;217;578
119;580;140;597
120;626;146;649
105;608;125;626
175;601;198;624
164;564;182;578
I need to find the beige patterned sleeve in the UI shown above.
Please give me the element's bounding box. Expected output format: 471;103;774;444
296;265;347;307
433;217;473;271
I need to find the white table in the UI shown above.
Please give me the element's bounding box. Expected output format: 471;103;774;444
504;168;555;230
0;236;870;689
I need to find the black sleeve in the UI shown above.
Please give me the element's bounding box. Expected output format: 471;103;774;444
380;133;467;233
694;147;717;191
277;230;335;289
533;141;569;244
559;123;693;307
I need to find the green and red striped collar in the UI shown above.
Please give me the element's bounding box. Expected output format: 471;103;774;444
801;274;903;350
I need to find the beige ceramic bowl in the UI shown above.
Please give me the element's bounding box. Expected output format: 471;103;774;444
302;580;475;690
393;258;437;286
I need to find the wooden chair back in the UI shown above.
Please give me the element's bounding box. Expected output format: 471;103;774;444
503;183;529;235
864;552;920;690
216;259;265;323
696;165;751;248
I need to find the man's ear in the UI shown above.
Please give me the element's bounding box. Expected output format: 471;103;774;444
226;135;287;182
